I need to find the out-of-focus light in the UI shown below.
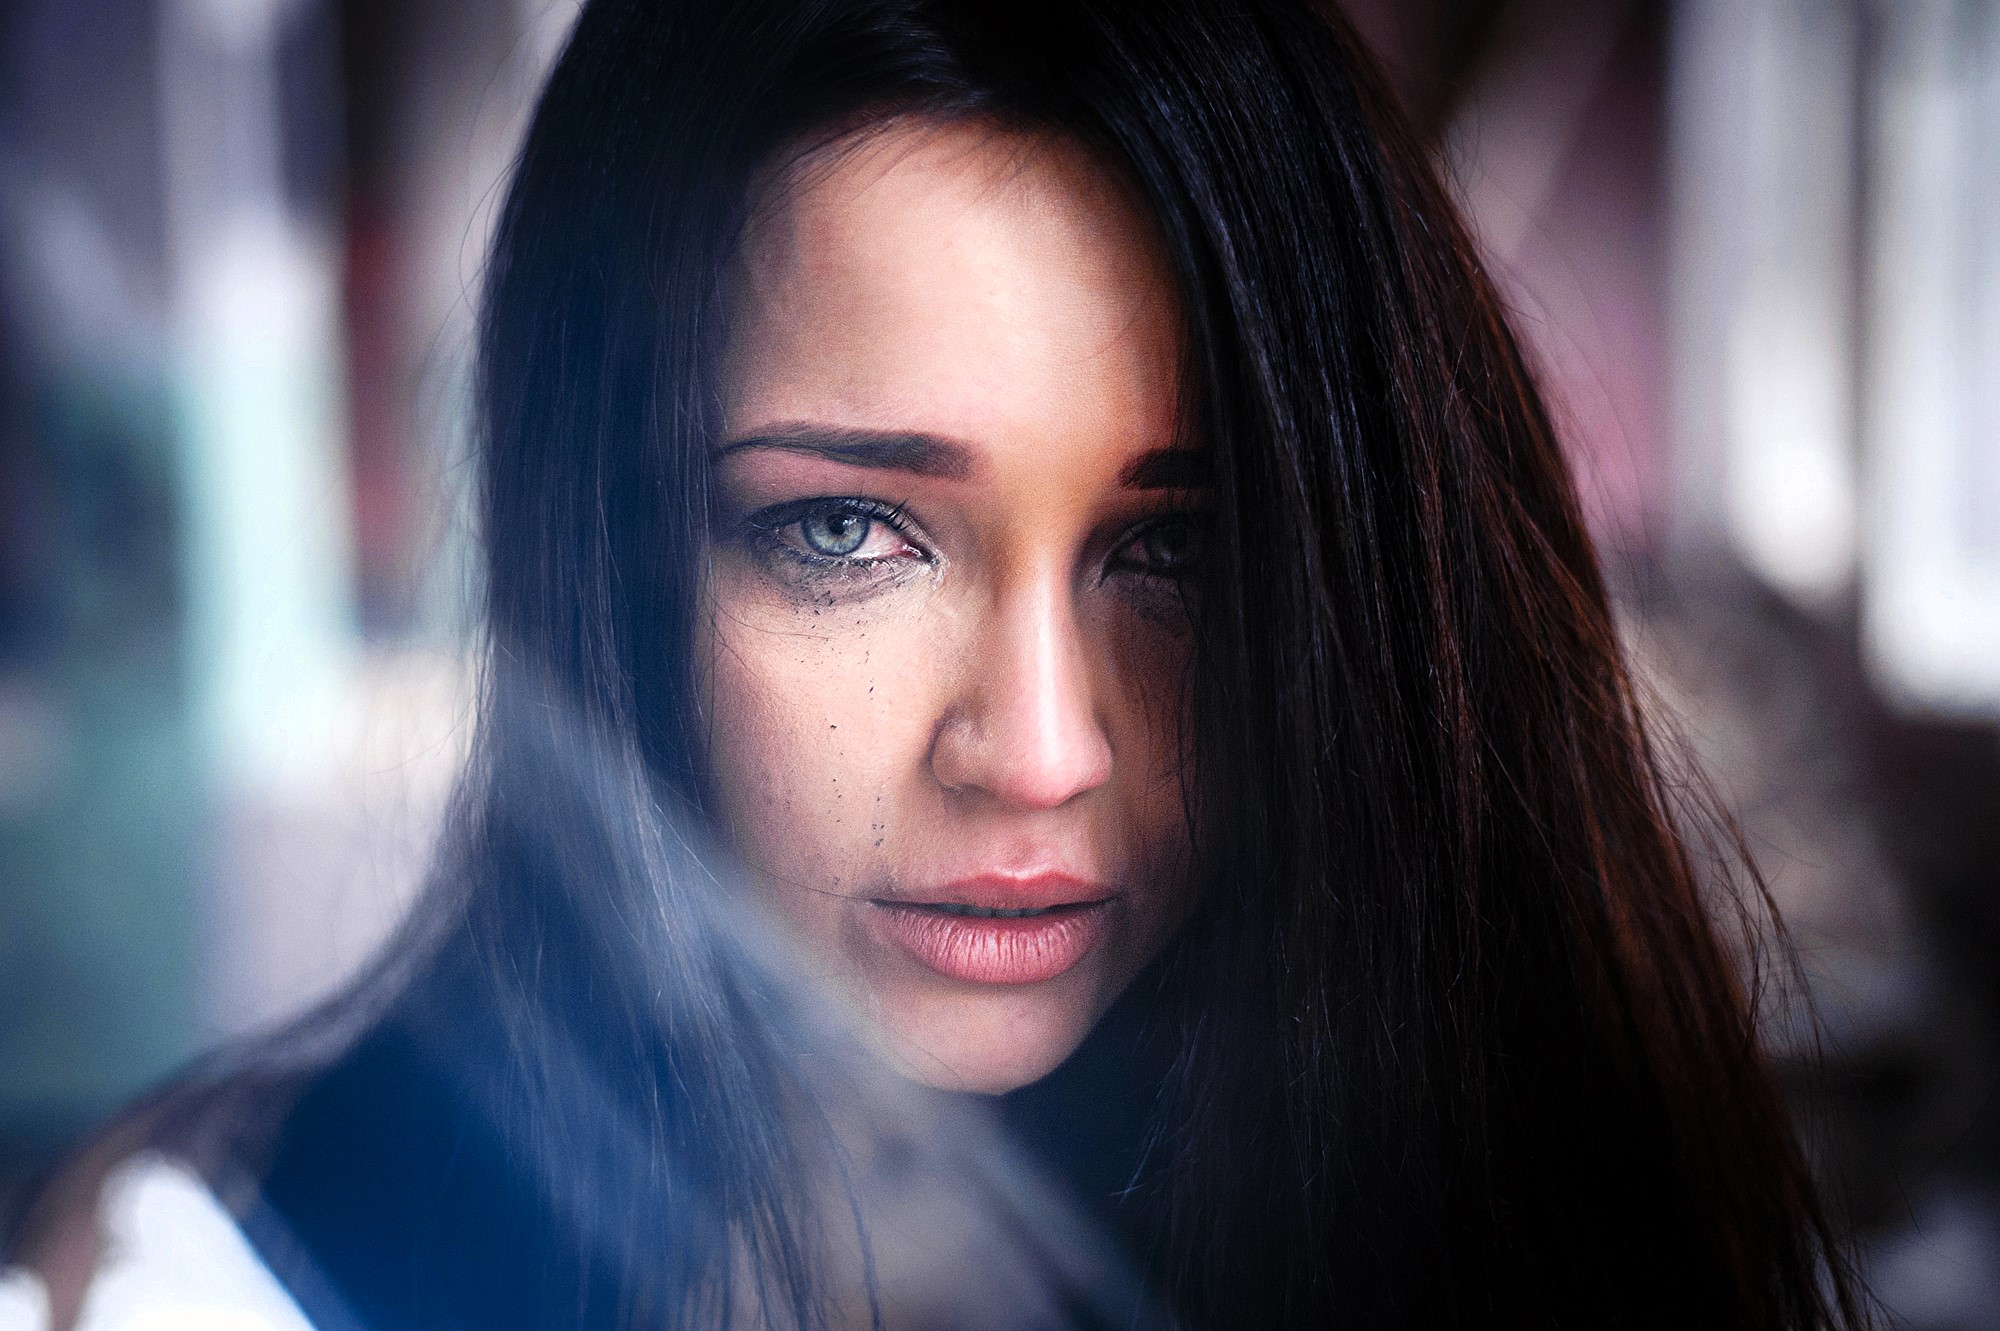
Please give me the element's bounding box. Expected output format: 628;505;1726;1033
1669;0;1860;607
159;0;357;794
1862;0;2000;719
1723;284;1857;598
1673;0;2000;718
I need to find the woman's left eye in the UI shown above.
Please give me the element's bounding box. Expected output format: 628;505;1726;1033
1110;514;1204;579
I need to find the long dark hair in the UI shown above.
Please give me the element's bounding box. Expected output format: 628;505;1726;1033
43;1;1864;1327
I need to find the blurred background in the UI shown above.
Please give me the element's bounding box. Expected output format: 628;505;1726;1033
1;0;1996;1322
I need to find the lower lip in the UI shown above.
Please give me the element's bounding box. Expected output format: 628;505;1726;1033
871;900;1111;985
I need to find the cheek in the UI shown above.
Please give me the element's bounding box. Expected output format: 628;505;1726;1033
1099;601;1201;884
1112;599;1200;955
700;576;943;895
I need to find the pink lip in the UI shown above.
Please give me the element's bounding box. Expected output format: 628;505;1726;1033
870;873;1114;986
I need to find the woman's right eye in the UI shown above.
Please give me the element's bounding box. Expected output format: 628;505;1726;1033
743;498;929;572
799;509;872;556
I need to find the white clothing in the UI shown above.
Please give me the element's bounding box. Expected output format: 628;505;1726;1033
0;1155;311;1331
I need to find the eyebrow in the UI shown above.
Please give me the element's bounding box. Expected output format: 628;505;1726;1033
717;427;976;480
717;424;1212;490
1119;447;1212;490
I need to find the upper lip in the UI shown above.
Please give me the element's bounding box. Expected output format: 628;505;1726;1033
877;871;1114;912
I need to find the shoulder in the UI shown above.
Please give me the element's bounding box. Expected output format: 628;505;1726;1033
1;1152;315;1331
1;1071;317;1331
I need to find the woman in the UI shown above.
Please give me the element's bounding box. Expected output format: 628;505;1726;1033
3;0;1866;1327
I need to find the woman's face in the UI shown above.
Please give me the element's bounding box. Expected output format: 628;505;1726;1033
702;120;1203;1094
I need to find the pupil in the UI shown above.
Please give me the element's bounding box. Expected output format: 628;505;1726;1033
1144;520;1197;570
804;511;870;556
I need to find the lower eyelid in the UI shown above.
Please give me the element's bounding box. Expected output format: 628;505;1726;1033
749;534;930;590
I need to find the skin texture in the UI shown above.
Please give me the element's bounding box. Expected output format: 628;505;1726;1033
701;119;1205;1093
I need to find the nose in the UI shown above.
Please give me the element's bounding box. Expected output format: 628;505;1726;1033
929;574;1114;810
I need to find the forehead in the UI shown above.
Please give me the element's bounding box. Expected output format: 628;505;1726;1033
723;118;1185;480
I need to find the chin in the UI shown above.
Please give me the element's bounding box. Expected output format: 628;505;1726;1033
871;976;1110;1095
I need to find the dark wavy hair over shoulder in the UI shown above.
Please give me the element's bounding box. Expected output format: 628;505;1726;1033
13;2;1863;1329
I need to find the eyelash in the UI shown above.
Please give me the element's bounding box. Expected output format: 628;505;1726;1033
737;497;1203;584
